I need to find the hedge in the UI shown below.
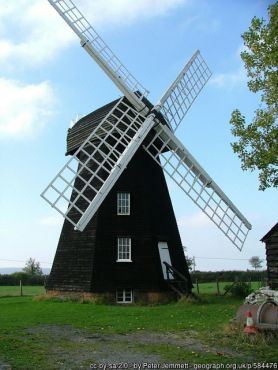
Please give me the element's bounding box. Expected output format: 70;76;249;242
191;270;267;283
0;270;267;286
0;272;46;286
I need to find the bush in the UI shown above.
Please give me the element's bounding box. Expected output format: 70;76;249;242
224;281;252;297
177;293;208;305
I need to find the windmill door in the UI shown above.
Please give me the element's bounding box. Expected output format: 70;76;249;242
158;242;174;280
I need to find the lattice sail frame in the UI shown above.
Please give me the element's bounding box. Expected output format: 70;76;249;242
157;50;212;132
41;98;155;231
48;0;148;112
144;123;251;250
43;0;252;250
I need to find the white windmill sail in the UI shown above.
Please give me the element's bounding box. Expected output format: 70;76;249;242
43;0;252;250
156;50;212;132
41;98;156;231
143;122;251;251
48;0;148;113
142;55;251;250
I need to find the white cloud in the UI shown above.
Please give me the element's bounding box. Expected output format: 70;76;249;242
0;0;74;66
82;0;186;26
209;43;249;89
177;211;211;228
209;65;247;89
0;0;187;67
0;0;188;138
0;78;55;139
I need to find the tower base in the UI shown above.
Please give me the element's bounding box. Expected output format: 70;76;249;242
46;289;178;304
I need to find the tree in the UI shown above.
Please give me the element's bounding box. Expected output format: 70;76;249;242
23;258;43;276
230;2;278;190
249;256;264;270
185;256;195;272
183;246;195;272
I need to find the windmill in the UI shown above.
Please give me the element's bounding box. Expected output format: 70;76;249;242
42;0;252;303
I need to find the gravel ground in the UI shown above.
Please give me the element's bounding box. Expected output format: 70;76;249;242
0;363;10;370
15;324;248;370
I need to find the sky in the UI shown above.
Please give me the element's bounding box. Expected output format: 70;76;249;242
0;0;277;272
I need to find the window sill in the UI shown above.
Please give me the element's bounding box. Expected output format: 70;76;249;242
116;259;132;263
117;301;133;304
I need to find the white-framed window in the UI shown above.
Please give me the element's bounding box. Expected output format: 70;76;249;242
117;237;132;262
116;289;133;303
117;192;130;215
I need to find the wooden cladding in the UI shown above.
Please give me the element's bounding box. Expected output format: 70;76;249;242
261;223;278;289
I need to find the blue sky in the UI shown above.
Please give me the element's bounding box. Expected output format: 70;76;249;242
0;0;276;272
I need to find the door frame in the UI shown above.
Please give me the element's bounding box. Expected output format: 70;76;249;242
158;241;174;280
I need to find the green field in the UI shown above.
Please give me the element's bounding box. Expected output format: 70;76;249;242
0;285;277;369
192;281;262;295
0;285;45;297
0;281;262;297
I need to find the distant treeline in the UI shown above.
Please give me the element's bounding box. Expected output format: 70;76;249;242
191;270;267;283
0;272;46;286
0;270;268;286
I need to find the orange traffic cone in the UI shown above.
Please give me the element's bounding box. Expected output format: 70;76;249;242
243;311;257;334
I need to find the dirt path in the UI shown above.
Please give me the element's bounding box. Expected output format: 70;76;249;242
20;324;250;369
0;361;11;370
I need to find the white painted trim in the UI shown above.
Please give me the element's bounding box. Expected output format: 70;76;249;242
117;237;132;262
116;289;133;304
117;192;131;216
116;259;132;263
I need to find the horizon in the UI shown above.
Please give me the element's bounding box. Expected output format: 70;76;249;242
0;266;267;274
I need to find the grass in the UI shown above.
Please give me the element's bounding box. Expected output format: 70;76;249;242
0;284;277;369
0;285;45;297
192;281;263;295
0;281;262;297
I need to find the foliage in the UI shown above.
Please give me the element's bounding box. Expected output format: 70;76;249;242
185;256;194;271
230;2;278;190
177;293;208;305
249;255;264;270
0;272;45;286
0;270;266;287
224;281;252;297
183;246;195;271
192;281;261;295
191;269;266;283
23;258;43;276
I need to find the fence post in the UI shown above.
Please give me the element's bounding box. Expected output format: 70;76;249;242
195;278;199;294
20;280;23;296
216;279;220;295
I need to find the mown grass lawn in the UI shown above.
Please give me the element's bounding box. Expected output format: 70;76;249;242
0;285;45;297
0;285;277;369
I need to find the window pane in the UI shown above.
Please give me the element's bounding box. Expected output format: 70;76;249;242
116;289;133;303
124;289;132;302
117;193;130;215
116;290;124;302
117;237;131;260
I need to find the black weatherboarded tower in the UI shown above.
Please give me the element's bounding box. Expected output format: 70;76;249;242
43;0;252;303
46;99;193;302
